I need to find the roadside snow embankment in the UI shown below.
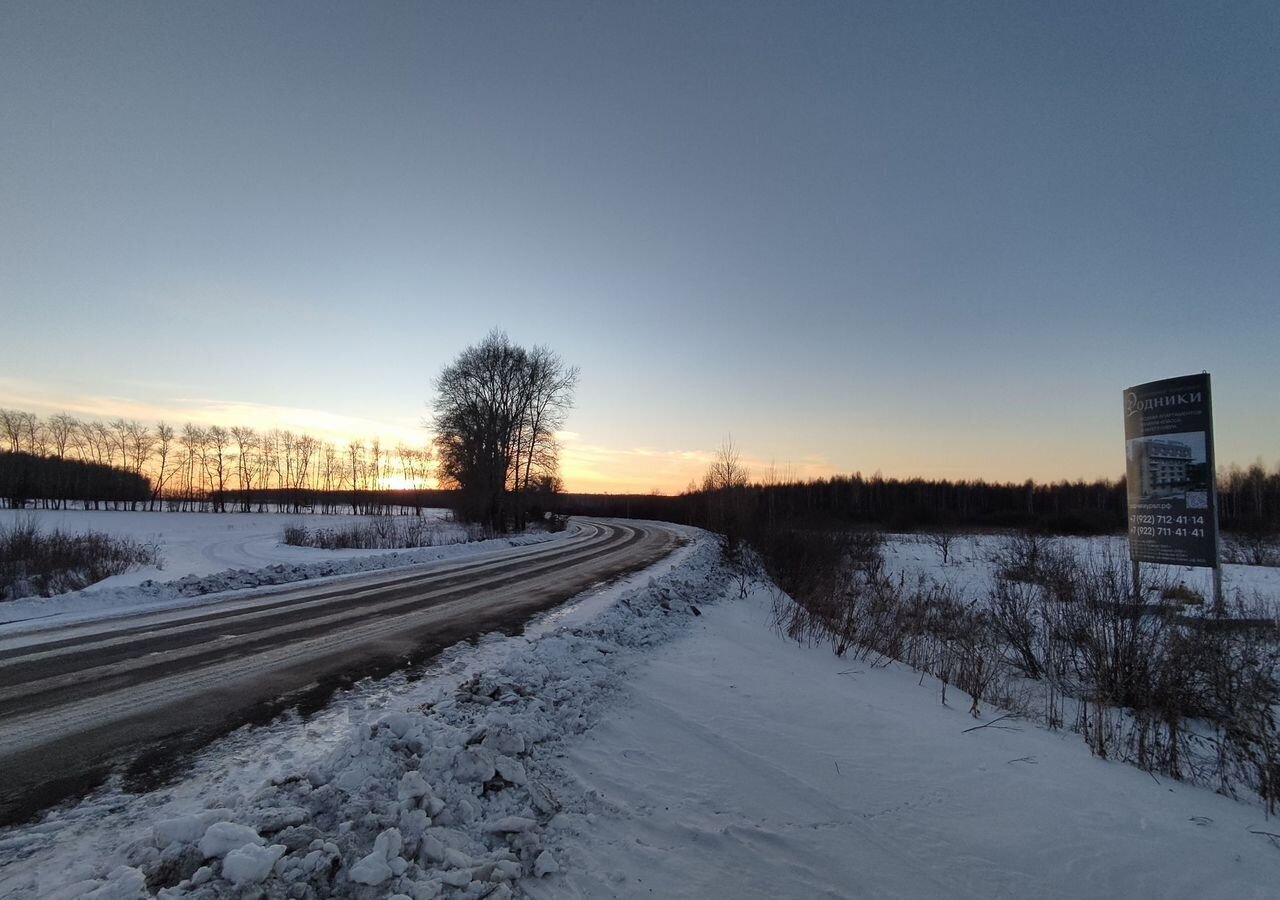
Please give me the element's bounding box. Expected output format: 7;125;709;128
1;533;727;899
530;571;1280;900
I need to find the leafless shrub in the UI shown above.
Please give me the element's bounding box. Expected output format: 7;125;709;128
282;516;488;551
923;529;959;565
989;532;1079;602
990;578;1044;679
0;516;161;600
1161;583;1204;605
1223;530;1280;567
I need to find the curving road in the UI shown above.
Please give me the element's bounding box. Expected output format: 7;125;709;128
0;518;680;825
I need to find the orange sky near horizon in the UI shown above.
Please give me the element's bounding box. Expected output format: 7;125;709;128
3;377;1273;496
0;377;736;495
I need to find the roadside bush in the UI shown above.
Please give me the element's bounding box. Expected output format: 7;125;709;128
0;516;160;601
1161;583;1204;605
988;532;1079;602
1223;524;1280;567
283;516;491;551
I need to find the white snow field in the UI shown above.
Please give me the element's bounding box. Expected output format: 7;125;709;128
1;529;1277;899
0;510;566;630
0;509;461;590
879;532;1280;611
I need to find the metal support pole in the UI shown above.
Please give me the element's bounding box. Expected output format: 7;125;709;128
1132;558;1141;603
1212;564;1224;616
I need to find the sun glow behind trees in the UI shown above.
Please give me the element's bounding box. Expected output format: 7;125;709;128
0;408;435;509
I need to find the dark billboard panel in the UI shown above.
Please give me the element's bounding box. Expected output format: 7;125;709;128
1123;373;1218;567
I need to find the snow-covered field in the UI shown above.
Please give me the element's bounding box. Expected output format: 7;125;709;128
0;511;565;631
0;509;460;592
881;532;1280;610
2;528;1278;899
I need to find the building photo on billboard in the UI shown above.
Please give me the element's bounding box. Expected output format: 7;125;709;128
1126;432;1210;505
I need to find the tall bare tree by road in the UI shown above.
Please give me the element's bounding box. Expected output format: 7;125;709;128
432;331;576;532
702;436;751;562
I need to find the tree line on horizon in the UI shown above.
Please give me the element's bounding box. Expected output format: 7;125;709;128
2;401;1276;537
554;456;1280;537
0;407;433;514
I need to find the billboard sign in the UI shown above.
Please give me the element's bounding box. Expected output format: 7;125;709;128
1123;373;1218;567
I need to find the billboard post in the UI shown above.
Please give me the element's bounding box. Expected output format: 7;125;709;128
1123;373;1222;612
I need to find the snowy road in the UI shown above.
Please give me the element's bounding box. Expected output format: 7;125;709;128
0;518;679;825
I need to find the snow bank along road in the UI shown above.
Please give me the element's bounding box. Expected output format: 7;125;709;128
0;519;679;825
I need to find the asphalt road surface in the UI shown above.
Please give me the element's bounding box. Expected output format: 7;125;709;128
0;518;680;825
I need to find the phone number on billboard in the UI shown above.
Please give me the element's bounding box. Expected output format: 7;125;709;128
1131;526;1206;538
1129;514;1206;526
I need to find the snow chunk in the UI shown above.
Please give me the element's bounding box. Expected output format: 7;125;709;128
534;850;559;877
348;827;403;886
494;755;527;785
152;809;231;847
378;712;419;739
483;816;536;834
348;853;392;886
442;847;472;869
398;770;433;801
83;866;146;899
452;747;496;783
221;843;285;886
440;868;473;887
481;726;525;757
419;833;446;864
253;805;309;833
198;821;263;859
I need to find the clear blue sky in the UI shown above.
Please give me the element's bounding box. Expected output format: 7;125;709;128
2;1;1276;491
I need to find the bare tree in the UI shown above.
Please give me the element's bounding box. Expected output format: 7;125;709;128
702;436;751;562
150;422;175;510
207;425;231;512
230;426;257;512
319;442;341;513
46;413;77;459
433;331;576;532
179;424;208;510
511;345;578;529
292;433;318;512
0;409;22;453
925;528;959;565
347;440;365;514
123;421;155;509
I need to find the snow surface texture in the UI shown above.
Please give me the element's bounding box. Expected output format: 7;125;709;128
0;528;723;899
531;576;1280;899
0;512;566;631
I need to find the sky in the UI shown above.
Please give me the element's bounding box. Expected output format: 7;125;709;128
1;1;1277;493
